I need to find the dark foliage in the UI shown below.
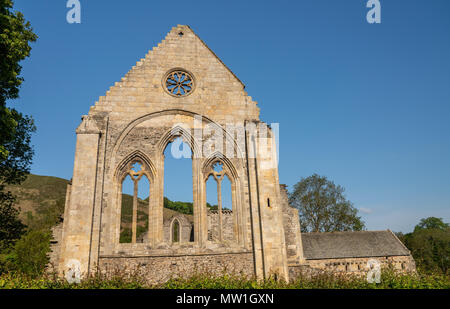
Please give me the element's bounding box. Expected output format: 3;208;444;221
289;174;365;232
398;217;449;275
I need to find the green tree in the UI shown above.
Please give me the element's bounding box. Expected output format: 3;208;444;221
402;217;449;275
289;174;365;232
11;230;51;277
0;110;35;188
0;0;37;251
1;0;37;159
0;191;25;252
414;217;449;232
0;0;37;102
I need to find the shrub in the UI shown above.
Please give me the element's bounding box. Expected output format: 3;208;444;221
11;229;51;277
0;269;448;289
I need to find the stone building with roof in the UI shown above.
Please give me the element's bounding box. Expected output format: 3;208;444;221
299;230;415;274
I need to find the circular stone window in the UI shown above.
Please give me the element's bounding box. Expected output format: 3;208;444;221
163;69;195;97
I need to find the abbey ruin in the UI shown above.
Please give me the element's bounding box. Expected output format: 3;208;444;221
54;25;415;283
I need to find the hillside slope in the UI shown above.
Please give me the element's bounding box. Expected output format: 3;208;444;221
5;174;69;229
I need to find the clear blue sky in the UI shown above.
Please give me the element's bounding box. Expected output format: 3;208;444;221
10;0;450;233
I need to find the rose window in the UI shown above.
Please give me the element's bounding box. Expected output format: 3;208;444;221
164;69;194;97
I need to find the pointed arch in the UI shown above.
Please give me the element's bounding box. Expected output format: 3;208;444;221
110;109;246;162
157;125;201;158
115;150;156;182
159;130;196;244
115;150;156;244
202;151;241;244
109;110;247;248
202;151;239;181
170;218;181;243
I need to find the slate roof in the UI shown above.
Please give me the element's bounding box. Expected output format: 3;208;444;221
301;230;411;260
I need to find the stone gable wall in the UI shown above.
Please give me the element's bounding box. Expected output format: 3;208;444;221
89;25;259;125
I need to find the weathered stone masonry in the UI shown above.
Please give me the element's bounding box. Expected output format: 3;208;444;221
58;25;290;281
55;25;415;283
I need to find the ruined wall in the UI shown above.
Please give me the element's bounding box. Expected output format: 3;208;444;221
58;25;290;282
48;223;63;273
207;210;235;242
289;255;416;280
280;184;305;265
163;215;193;243
58;117;101;276
248;124;290;279
305;255;416;273
97;112;252;252
98;252;254;285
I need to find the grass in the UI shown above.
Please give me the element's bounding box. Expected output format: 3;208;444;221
0;270;448;289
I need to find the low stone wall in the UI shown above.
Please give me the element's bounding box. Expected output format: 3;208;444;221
97;252;255;285
288;264;322;280
207;210;235;242
289;255;416;281
306;255;415;273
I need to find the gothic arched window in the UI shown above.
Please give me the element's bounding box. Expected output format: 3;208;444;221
119;160;150;243
204;159;236;243
172;219;180;243
163;137;195;243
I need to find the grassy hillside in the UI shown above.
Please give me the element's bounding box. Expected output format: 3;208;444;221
5;174;69;230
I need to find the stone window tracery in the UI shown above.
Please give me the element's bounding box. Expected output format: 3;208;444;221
163;69;195;97
115;133;243;249
119;160;150;244
205;159;236;243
